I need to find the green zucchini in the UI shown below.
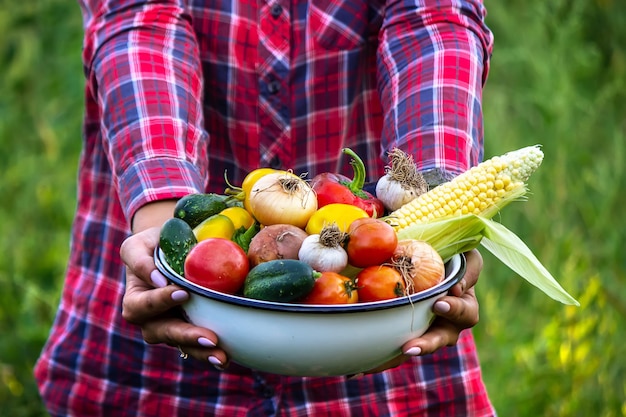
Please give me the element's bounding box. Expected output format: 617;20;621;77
159;217;197;276
174;193;228;228
243;260;320;302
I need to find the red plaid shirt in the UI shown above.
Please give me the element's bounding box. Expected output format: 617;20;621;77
35;0;495;415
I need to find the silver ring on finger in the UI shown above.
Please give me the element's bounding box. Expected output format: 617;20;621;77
178;345;188;360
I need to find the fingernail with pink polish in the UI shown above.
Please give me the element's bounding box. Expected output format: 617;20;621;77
198;337;216;347
150;270;168;288
171;290;189;302
209;356;224;370
405;347;422;356
434;301;450;314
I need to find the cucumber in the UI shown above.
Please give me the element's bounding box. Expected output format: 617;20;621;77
174;193;228;228
159;217;197;276
243;260;320;302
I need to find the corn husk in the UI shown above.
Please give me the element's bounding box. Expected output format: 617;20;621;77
397;214;579;306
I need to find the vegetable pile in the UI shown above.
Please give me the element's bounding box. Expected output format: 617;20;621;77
159;146;579;306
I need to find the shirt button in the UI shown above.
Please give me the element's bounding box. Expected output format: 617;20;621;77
262;386;275;398
270;4;282;18
269;155;281;169
267;80;281;95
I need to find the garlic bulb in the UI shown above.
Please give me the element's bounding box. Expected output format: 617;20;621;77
376;148;428;211
298;224;348;272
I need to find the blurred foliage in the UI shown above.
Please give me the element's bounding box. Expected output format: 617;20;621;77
0;0;83;415
477;0;626;416
0;0;624;415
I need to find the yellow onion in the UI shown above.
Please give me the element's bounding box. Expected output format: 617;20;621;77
392;239;445;294
248;172;317;229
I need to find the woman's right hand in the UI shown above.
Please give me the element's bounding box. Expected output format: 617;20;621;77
119;200;229;369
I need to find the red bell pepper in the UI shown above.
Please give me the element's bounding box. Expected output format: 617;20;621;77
310;148;385;218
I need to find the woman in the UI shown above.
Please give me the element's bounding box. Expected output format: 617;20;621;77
35;0;495;415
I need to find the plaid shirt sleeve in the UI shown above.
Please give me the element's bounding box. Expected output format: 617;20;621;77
377;0;494;182
80;0;209;222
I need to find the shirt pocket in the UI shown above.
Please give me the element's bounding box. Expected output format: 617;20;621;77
309;0;369;50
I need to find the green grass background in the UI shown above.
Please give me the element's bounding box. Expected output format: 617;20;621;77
1;0;624;415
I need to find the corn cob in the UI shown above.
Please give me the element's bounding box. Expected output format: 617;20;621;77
388;145;544;232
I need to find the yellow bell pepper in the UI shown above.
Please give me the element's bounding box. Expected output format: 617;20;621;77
240;168;278;212
193;214;236;241
305;203;369;235
220;206;255;230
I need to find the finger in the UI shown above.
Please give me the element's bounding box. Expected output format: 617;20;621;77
119;228;161;285
122;274;189;325
141;316;230;366
461;249;483;289
446;249;482;297
447;277;467;298
433;287;479;328
402;318;463;355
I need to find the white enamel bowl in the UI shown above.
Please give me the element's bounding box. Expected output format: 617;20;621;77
155;248;465;377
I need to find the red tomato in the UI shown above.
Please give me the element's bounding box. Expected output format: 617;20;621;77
356;265;406;302
346;218;398;268
184;238;249;294
301;272;358;305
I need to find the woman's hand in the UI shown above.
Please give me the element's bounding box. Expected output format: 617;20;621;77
402;249;482;354
119;200;229;369
354;249;483;376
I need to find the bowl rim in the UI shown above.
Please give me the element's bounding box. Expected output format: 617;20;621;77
154;246;465;313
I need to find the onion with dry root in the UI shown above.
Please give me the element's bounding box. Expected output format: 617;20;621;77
247;224;309;267
391;239;445;294
248;172;317;229
376;148;428;211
